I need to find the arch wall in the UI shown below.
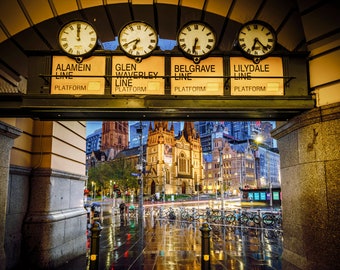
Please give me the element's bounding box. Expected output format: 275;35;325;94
0;1;339;269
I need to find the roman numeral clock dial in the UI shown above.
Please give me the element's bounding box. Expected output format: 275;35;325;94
237;20;277;63
58;20;98;63
118;21;158;63
177;21;216;64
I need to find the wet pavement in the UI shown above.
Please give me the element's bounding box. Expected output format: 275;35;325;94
58;202;283;270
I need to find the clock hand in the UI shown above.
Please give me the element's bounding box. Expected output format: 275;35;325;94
251;39;257;51
254;38;268;50
76;24;81;41
123;38;140;49
192;37;198;54
132;38;140;50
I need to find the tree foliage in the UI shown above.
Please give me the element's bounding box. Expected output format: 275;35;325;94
87;158;138;192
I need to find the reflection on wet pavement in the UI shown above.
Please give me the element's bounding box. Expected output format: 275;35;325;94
99;209;282;270
57;205;283;270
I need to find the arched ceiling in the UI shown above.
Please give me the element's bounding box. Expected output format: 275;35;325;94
1;0;339;79
0;0;339;120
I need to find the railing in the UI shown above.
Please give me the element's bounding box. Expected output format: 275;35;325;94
144;206;283;238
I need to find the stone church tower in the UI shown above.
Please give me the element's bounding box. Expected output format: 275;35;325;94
101;121;129;160
145;121;203;197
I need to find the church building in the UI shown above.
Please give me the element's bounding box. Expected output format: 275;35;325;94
144;121;204;197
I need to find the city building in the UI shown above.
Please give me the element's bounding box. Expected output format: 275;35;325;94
144;121;204;197
195;121;277;154
204;136;280;197
101;121;129;160
129;121;183;148
86;128;102;155
204;137;240;196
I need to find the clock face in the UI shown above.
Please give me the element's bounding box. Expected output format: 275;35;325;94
118;21;158;58
58;20;97;57
177;21;216;58
238;20;276;58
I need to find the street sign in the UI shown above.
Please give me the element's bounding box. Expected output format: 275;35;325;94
111;56;165;95
230;57;284;96
171;57;224;95
51;56;105;94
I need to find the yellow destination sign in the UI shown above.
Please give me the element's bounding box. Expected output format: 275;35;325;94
230;57;284;96
51;56;105;95
171;57;224;95
111;56;165;95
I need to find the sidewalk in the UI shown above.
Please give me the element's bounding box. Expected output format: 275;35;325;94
58;205;282;270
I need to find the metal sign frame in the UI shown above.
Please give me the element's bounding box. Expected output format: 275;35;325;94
0;50;314;120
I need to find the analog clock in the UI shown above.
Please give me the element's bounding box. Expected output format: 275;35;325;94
177;21;216;63
237;20;276;63
118;21;158;62
58;20;98;62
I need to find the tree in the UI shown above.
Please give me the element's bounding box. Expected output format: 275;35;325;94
87;157;138;195
109;158;138;192
88;162;112;195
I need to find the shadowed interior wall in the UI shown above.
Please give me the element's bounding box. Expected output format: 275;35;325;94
0;120;22;269
272;102;340;270
1;119;87;269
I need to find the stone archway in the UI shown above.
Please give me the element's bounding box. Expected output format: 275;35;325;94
0;1;340;269
181;181;186;194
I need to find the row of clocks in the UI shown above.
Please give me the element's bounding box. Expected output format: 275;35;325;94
58;20;277;64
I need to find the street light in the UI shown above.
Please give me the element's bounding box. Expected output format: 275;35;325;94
219;148;224;211
91;181;95;200
136;121;144;221
110;180;112;198
163;165;166;202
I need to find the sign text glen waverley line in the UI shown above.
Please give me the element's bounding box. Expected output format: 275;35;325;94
112;56;165;95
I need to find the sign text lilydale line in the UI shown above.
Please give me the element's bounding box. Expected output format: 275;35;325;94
230;57;283;96
232;63;270;80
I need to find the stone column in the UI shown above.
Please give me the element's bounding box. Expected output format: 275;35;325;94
22;168;87;268
0;121;22;270
271;102;340;270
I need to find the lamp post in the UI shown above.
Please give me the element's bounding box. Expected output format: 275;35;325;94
136;121;144;221
219;148;224;212
266;150;273;208
91;181;95;200
254;135;263;188
269;181;273;208
163;165;166;202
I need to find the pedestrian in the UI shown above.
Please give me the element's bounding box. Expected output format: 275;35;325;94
119;202;126;215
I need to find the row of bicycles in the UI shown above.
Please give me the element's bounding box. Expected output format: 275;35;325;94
145;206;282;231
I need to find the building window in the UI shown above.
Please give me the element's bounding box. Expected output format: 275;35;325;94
178;152;188;174
166;169;170;184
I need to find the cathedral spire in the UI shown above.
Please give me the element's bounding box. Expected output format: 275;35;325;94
183;122;198;141
154;121;168;131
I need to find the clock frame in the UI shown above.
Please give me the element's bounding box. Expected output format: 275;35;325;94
58;20;98;63
118;21;158;63
177;21;216;64
237;20;277;63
